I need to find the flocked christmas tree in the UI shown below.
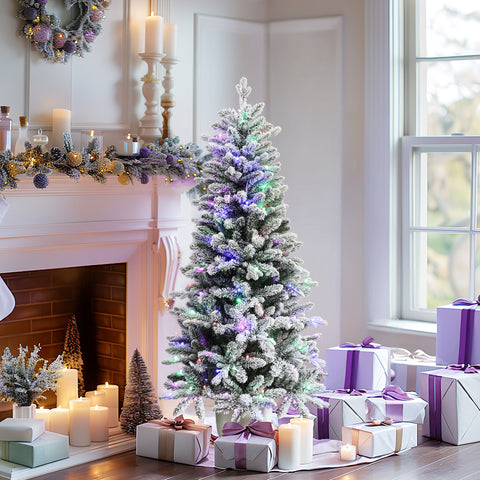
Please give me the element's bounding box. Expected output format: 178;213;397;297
120;348;162;435
163;78;326;421
62;315;85;397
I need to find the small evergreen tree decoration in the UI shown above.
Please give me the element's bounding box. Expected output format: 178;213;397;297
0;345;63;406
120;348;162;435
62;315;85;396
163;78;326;421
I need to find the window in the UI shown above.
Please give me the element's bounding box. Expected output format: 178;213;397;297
402;1;480;322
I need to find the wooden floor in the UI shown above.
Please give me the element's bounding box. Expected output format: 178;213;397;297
34;434;480;480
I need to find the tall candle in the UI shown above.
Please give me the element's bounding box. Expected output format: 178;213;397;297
56;368;78;408
278;423;301;470
290;417;314;464
85;390;106;407
90;405;109;442
163;23;177;59
145;14;164;54
51;108;71;148
49;407;69;436
69;397;91;446
97;382;119;427
35;407;50;431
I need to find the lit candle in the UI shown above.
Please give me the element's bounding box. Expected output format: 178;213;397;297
85;390;106;407
90;405;109;442
51;108;71;148
290;417;314;464
49;407;69;436
340;443;357;461
145;13;164;54
97;382;119;427
278;423;301;470
56;368;78;408
35;407;50;431
69;397;91;446
163;23;177;59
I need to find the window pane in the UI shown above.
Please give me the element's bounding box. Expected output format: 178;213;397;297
412;150;471;228
412;232;469;310
418;59;480;135
419;0;480;57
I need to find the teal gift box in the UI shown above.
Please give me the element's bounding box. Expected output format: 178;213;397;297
0;431;69;467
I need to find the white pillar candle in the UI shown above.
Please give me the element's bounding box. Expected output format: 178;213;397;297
56;368;78;408
340;443;357;461
90;405;109;442
69;397;91;446
163;23;177;59
35;407;50;431
49;407;69;436
85;390;106;407
290;417;314;464
145;14;164;54
51;108;71;148
278;423;301;470
97;383;119;427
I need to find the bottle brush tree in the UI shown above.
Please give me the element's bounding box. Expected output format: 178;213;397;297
62;315;85;396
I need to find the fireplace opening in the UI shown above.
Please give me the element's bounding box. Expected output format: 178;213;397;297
0;264;126;410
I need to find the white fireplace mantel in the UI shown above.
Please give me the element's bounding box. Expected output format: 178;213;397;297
0;174;195;393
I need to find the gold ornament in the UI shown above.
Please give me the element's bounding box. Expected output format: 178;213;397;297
118;172;130;185
66;151;82;167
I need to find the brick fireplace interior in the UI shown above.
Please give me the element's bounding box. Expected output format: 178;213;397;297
0;264;126;409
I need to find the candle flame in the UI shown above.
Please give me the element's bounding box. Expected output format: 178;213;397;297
90;130;94;137
105;382;109;387
150;11;154;16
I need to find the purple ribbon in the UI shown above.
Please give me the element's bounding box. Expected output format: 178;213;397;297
378;385;412;401
428;375;442;440
343;350;360;390
370;385;411;421
317;398;330;439
334;388;367;396
339;336;380;349
275;405;300;426
452;297;480;364
446;363;480;373
222;421;276;470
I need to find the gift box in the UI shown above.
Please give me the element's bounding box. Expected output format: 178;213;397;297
0;418;45;442
0;431;69;467
136;416;211;465
324;337;390;391
366;386;427;424
342;421;417;458
419;366;480;445
275;406;315;427
214;421;277;472
436;299;480;366
309;390;376;440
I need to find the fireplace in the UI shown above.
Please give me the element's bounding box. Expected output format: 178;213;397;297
0;175;194;406
1;264;127;408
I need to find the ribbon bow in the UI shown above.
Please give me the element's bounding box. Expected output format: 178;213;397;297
378;385;412;401
340;336;380;349
366;418;393;427
222;420;276;439
446;364;480;373
334;388;367;396
452;296;480;306
390;348;435;363
149;415;196;430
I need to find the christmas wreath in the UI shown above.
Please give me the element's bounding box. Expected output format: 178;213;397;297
17;0;111;63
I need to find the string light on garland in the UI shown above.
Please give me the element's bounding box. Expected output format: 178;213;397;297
18;0;111;63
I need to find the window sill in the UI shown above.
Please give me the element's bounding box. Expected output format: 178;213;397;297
368;318;436;336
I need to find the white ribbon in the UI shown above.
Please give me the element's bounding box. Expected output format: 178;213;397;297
390;347;435;362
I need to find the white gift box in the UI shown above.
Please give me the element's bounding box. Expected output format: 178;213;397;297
214;433;277;472
0;418;45;442
419;367;480;445
325;344;390;391
391;359;440;393
342;422;417;458
309;391;375;440
366;394;427;424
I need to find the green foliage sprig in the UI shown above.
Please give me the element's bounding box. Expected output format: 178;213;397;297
0;345;64;406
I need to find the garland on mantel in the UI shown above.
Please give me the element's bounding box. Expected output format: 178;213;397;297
0;135;204;192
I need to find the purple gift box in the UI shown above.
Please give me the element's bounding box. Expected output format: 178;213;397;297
436;299;480;366
324;337;390;391
419;365;480;445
